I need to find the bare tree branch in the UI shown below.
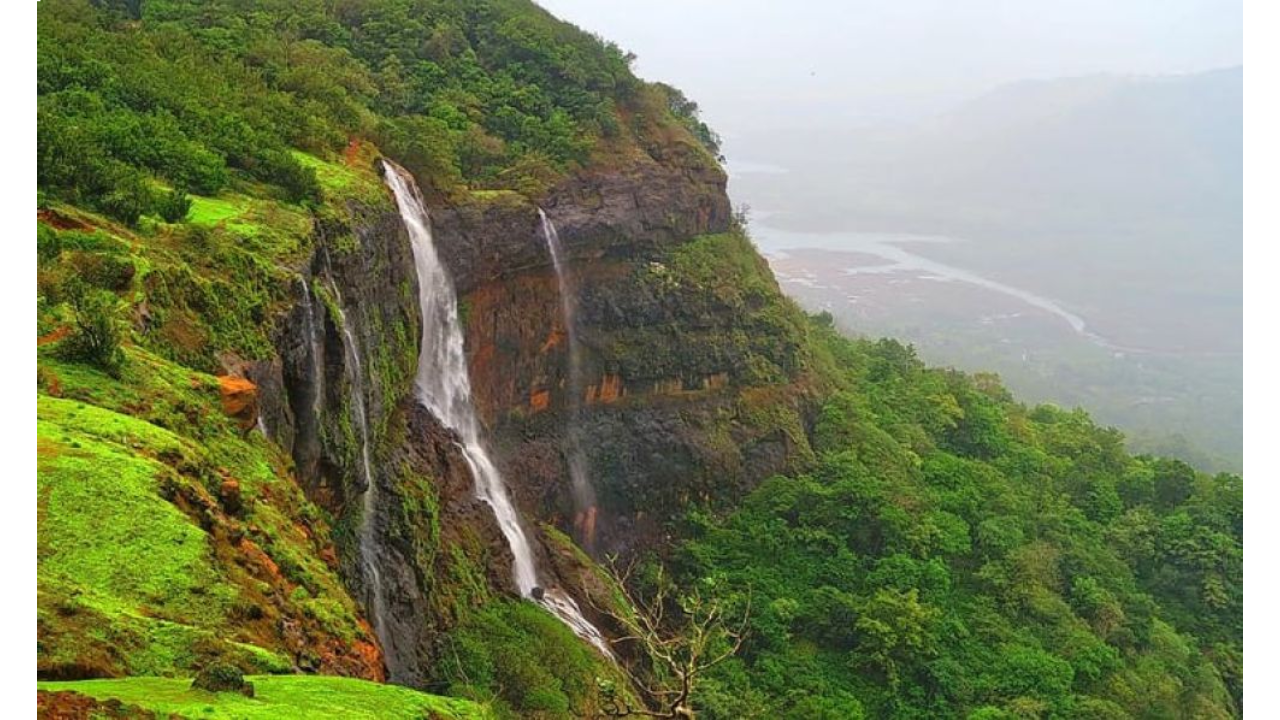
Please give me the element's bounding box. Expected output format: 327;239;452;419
587;556;750;720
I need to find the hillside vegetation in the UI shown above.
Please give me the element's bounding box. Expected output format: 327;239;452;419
36;1;1241;718
39;0;717;223
673;324;1241;718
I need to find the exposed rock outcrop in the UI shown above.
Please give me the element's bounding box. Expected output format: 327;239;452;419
431;150;732;294
429;153;814;557
258;186;520;685
255;140;809;683
216;376;258;431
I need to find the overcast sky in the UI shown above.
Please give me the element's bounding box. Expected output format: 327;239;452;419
537;0;1242;142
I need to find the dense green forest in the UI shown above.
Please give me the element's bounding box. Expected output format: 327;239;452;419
36;0;1241;718
674;324;1242;718
39;0;716;224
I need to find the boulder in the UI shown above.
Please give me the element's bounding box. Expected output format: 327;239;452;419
217;376;258;431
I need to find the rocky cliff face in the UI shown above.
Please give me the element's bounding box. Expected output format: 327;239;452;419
252;193;517;685
252;135;815;682
430;142;732;291
432;142;818;556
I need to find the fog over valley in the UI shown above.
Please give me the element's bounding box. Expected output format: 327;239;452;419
542;0;1243;470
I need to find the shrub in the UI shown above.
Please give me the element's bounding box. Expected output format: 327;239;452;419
71;252;136;291
59;278;125;375
156;189;192;223
191;662;254;697
93;164;156;225
38;224;62;266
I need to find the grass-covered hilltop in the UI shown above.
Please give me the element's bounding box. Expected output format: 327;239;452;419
37;1;1241;718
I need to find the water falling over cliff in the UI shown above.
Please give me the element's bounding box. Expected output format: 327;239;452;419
381;160;611;658
317;268;396;678
538;209;598;552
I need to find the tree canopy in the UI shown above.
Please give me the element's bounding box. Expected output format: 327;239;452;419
670;326;1241;719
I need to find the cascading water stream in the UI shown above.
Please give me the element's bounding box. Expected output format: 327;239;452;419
381;160;612;658
538;209;598;551
318;271;394;674
299;276;325;420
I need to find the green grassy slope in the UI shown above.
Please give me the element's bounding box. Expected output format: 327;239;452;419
37;347;377;679
39;676;491;719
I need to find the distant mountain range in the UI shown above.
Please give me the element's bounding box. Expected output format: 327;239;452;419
733;66;1242;237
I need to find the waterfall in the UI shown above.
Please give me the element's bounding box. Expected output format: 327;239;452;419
319;270;395;676
299;276;325;421
538;209;598;552
381;160;612;658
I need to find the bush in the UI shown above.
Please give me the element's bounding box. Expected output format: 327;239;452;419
38;224;62;266
191;662;255;697
59;279;125;375
93;164;156;225
70;252;136;291
156;189;192;223
257;150;321;205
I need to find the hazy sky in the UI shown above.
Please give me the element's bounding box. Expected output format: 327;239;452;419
538;0;1242;143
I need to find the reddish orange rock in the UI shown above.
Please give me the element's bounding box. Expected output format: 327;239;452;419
539;328;566;353
529;389;551;412
351;638;387;683
238;539;283;582
320;545;340;569
217;375;258;430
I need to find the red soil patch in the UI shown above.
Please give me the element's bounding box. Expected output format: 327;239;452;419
351;639;386;682
319;545;340;569
37;690;156;719
37;209;92;232
37;437;61;467
539;328;566;353
40;368;63;397
237;538;284;584
469;342;496;390
37;326;70;347
343;137;363;166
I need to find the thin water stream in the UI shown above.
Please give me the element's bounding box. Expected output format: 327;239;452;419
381;161;612;658
537;209;598;551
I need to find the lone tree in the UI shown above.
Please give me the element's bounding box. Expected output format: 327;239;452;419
60;278;125;375
590;559;750;719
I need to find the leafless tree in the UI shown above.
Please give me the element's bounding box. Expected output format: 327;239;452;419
588;558;750;719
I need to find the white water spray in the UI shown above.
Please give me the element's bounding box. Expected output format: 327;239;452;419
381;161;611;658
538;209;598;551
